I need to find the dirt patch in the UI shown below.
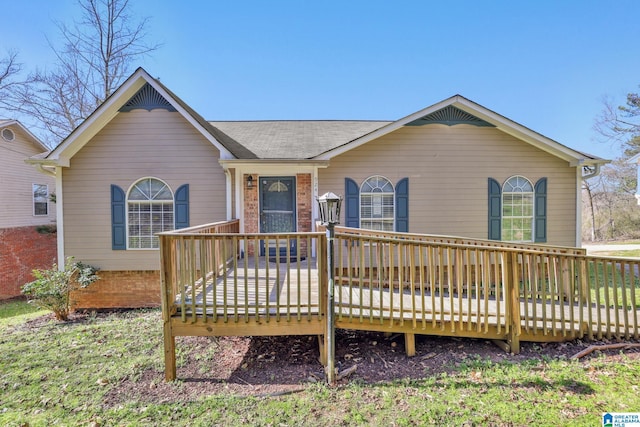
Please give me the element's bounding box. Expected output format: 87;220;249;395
106;330;640;405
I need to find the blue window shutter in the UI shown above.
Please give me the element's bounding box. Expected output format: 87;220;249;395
488;178;501;240
534;178;547;243
345;178;359;228
111;184;126;250
175;184;190;229
395;178;409;232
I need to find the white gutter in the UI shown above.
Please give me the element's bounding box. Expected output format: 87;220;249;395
36;164;56;178
581;164;602;180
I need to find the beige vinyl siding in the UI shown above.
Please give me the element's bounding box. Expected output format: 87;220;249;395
63;110;226;271
0;127;55;228
319;125;578;247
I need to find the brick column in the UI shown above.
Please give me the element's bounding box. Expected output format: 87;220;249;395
296;173;312;258
243;174;259;256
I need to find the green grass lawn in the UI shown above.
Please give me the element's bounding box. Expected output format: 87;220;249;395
1;301;639;426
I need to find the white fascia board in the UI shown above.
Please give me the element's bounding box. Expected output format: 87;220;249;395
46;73;148;163
315;94;603;166
44;68;235;165
452;97;591;164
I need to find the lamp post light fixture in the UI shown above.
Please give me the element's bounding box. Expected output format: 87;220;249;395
317;192;342;385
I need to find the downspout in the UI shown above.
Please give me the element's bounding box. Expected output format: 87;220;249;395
575;167;583;247
55;167;65;268
224;169;232;221
578;163;603;246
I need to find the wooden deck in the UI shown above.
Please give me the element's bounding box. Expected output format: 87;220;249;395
159;220;640;382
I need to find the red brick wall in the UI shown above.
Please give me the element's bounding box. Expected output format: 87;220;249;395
72;270;160;309
0;226;57;300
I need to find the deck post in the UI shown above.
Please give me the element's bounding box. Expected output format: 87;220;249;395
404;333;416;356
164;322;176;381
159;234;178;381
506;252;521;354
325;226;336;384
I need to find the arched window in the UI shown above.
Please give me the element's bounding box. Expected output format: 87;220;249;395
502;176;534;242
127;178;174;249
360;176;394;231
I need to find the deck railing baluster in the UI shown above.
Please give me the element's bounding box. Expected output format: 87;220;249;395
627;261;640;339
286;235;292;322
419;245;426;330
265;236;270;323
604;261;612;339
369;237;375;323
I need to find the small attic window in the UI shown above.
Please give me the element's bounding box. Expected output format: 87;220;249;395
1;128;15;142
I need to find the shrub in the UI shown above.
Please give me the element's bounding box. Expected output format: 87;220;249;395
21;257;100;321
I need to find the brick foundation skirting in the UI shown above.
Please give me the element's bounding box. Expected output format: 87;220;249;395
72;270;161;309
0;226;57;300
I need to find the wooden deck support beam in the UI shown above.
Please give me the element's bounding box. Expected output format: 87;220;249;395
164;322;176;381
404;333;416;357
506;252;521;354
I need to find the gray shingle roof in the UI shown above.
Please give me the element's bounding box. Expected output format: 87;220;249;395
209;120;391;159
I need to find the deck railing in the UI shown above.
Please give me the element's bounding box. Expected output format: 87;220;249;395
160;222;640;381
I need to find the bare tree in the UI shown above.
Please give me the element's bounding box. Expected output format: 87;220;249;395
582;159;640;241
595;91;640;156
11;0;160;145
0;51;27;112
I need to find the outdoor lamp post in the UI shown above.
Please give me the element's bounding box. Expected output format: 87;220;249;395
317;192;342;385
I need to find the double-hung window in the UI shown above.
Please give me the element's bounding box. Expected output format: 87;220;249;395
33;184;48;216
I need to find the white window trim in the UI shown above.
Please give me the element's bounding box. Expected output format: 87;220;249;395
126;177;174;250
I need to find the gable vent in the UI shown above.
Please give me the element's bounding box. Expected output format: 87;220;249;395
1;128;15;142
406;106;494;127
119;83;177;113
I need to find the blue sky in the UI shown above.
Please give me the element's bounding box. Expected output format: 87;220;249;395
2;0;639;159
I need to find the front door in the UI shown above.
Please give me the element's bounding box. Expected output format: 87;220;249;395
259;177;297;258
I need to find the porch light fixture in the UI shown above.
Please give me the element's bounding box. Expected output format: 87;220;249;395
316;191;342;385
317;192;342;226
246;175;253;189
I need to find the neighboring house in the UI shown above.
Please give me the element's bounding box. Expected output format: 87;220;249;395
627;153;640;205
29;68;607;308
0;120;56;299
